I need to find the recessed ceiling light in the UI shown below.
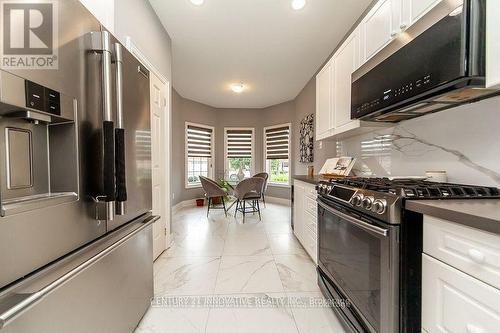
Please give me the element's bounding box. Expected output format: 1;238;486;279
190;0;204;6
291;0;306;10
231;83;245;94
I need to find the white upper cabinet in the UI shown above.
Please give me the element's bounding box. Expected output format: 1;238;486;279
315;0;443;140
79;0;114;33
401;0;442;30
315;60;334;140
333;30;359;129
360;0;399;63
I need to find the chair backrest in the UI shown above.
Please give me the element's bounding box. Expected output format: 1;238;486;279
199;176;225;198
252;172;269;192
234;177;265;200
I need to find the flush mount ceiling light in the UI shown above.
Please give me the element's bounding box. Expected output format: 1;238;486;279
230;83;245;94
291;0;306;10
190;0;204;6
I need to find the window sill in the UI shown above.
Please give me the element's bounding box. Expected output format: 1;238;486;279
267;183;291;189
185;184;202;189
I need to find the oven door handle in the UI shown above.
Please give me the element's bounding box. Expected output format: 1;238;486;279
317;199;389;237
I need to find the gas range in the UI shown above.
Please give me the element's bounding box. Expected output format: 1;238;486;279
317;178;500;224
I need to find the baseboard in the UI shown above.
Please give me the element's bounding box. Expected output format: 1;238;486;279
172;196;290;213
266;196;291;206
171;198;198;214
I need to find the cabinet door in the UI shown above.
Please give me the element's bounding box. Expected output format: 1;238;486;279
334;31;358;128
293;182;305;244
401;0;442;29
361;0;398;62
315;61;333;140
422;254;500;333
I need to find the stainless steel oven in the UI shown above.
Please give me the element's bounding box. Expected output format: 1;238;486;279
317;197;399;333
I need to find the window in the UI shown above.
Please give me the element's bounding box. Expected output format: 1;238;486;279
224;128;254;181
185;122;214;188
264;123;291;186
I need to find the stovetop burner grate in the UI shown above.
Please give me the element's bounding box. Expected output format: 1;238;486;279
328;177;500;199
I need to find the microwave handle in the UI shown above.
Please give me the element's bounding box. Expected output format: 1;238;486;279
113;43;127;216
317;199;388;237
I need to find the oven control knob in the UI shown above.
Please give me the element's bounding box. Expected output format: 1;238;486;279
351;194;363;206
362;196;374;210
373;199;387;214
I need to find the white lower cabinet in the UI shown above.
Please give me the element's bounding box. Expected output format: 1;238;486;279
422;216;500;333
293;180;317;264
422;254;500;333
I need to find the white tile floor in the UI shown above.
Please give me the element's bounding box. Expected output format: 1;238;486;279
135;202;346;333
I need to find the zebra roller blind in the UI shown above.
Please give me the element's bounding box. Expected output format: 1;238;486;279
187;124;213;158
226;129;253;158
265;125;290;160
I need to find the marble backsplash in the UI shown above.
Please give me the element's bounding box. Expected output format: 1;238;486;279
331;95;500;187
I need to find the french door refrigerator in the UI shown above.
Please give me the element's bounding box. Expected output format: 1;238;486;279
0;1;156;332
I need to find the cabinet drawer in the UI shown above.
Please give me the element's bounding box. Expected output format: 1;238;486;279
305;210;317;232
424;216;500;289
304;185;317;199
305;229;318;264
304;196;317;217
422;254;500;333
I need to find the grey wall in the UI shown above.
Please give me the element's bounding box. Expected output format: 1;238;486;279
114;0;172;80
172;90;218;204
171;91;295;205
293;77;338;175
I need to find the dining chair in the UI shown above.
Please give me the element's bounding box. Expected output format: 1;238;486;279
199;176;227;217
252;172;269;207
233;177;265;222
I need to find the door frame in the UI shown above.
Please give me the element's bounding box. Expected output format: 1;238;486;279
125;37;172;250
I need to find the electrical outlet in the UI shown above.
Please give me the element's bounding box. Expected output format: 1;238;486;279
319;141;323;149
172;193;175;200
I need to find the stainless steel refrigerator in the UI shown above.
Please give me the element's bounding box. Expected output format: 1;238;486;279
0;1;156;332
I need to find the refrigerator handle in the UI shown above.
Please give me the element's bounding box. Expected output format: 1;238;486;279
113;43;127;215
88;31;115;222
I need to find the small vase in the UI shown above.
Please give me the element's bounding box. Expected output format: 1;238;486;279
237;162;245;181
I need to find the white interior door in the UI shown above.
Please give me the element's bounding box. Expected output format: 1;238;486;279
150;72;169;260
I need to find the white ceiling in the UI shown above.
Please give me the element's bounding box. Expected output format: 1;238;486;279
149;0;372;108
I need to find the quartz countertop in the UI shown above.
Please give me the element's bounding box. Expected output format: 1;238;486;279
292;175;324;185
406;199;500;235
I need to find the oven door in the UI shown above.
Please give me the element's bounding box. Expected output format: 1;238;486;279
317;197;399;333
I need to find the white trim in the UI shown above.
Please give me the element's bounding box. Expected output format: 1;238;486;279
268;183;291;189
171;196;289;214
172;198;199;214
185;122;215;189
265;196;291;206
125;37;169;85
224;127;255;179
263;122;292;186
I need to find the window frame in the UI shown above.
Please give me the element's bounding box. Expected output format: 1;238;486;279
224;127;255;181
185;121;215;189
263;123;292;187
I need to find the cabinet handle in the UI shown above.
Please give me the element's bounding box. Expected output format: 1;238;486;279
400;23;407;30
467;248;485;264
390;31;398;38
466;324;483;333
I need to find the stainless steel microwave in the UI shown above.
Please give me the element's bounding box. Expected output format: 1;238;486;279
351;0;498;122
